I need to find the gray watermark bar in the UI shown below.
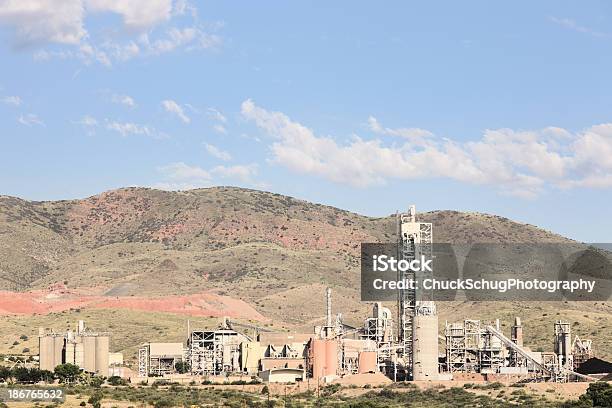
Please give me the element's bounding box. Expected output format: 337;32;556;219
361;243;612;301
0;387;65;402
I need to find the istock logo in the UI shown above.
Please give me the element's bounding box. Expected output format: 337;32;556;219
372;254;433;272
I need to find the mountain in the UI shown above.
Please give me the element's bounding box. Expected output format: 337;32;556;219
0;186;571;292
0;187;610;360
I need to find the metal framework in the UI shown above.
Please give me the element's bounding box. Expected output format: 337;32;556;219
137;344;183;377
444;320;504;373
397;205;432;380
189;329;244;376
138;347;148;377
572;336;593;370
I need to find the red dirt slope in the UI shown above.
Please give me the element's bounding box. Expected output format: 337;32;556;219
0;286;265;321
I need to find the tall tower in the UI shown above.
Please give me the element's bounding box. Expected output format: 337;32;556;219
554;321;573;370
397;205;434;380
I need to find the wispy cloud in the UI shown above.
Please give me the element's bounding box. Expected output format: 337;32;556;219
155;161;258;190
213;124;227;134
207;107;227;123
18;113;44;127
549;16;609;38
368;116;433;143
161;99;190;123
72;115;98;135
1;95;22;106
111;93;136;108
204;143;231;161
106;120;155;137
74;115;98;127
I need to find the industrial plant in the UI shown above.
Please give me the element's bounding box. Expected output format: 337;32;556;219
38;206;605;385
38;320;110;377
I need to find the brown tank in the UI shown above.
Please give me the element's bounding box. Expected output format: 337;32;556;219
324;340;338;377
358;351;377;374
311;339;339;379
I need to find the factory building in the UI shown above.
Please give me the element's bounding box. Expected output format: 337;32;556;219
188;326;250;375
138;343;185;377
258;332;310;372
39;320;110;376
258;368;305;383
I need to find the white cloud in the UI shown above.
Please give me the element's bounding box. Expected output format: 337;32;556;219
211;164;257;182
549;16;608;38
157;162;212;190
18;113;44;126
207;107;227;123
156;161;258;190
213;124;227;134
0;1;221;65
1;95;21;106
32;42;111;66
161;99;190;123
242;99;612;197
73;115;97;135
0;0;86;47
111;93;136;108
143;27;221;55
85;0;173;30
106;120;154;136
74;115;98;126
368;116;433;142
204;143;231;161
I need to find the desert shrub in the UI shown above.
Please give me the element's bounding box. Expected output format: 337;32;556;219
108;376;127;386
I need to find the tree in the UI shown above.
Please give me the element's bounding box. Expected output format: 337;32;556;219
12;367;31;383
89;375;105;388
586;382;612;408
54;363;81;384
88;391;103;408
174;361;190;374
0;366;12;383
108;375;127;386
40;369;54;383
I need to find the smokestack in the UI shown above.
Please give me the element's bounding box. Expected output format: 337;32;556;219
408;205;416;223
326;287;332;328
512;317;523;347
78;320;85;335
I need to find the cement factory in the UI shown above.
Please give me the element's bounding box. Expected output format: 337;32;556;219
37;206;606;384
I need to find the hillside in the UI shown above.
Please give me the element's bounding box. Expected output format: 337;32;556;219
0;187;571;293
0;187;610;360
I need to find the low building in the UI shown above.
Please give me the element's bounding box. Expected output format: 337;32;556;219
138;343;185;377
259;368;305;383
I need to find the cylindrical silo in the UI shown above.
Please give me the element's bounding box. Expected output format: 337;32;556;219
39;336;55;372
324;340;338;377
311;339;326;379
357;351;377;374
413;314;439;381
74;340;84;368
95;336;110;376
83;336;97;373
65;342;76;365
53;336;65;368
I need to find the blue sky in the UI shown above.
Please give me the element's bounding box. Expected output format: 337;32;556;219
0;1;611;241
